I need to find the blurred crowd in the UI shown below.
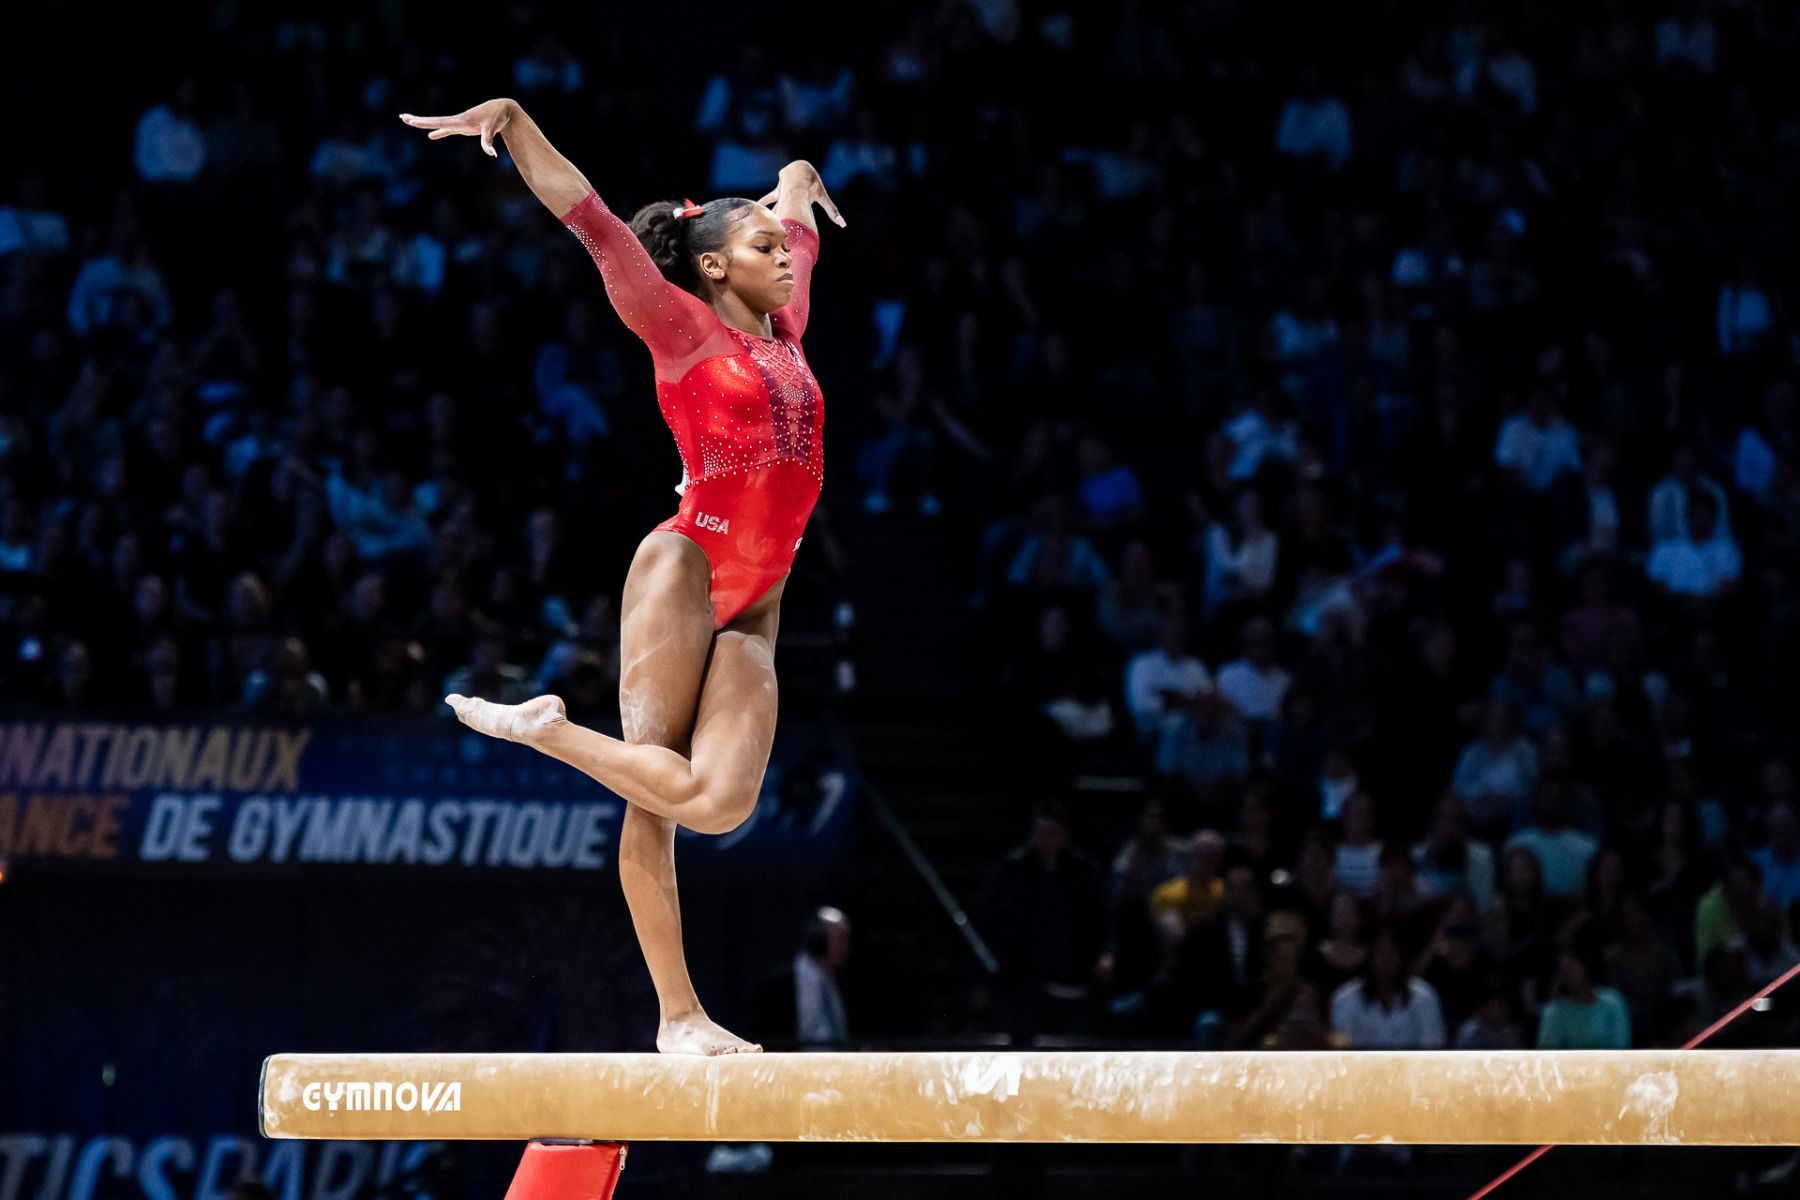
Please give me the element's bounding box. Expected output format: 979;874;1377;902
941;0;1800;1052
7;0;1800;1051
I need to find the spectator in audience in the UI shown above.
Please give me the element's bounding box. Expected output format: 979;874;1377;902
242;637;329;716
1332;792;1384;898
1739;899;1800;988
1416;895;1491;1033
1100;800;1188;996
1229;917;1311;1048
1484;846;1557;1018
982;803;1106;1040
1168;856;1266;1046
1454;978;1526;1050
43;640;98;709
1096;540;1181;654
795;906;853;1050
1156;690;1248;806
1646;799;1705;958
1214;616;1291;724
1493;388;1581;493
1330;926;1446;1049
1752;802;1800;917
1647;489;1741;600
65;206;173;336
1307;890;1370;997
1073;435;1145;533
1560;560;1638;679
1273;66;1352;170
1695;858;1766;972
1005;496;1112;593
1536;945;1631;1049
1149;829;1226;949
1451;701;1538;841
443;636;532;707
1505;778;1599;900
1312;741;1361;823
1011;603;1119;743
1414;794;1497;913
1603;892;1683;1047
1123;605;1211;740
1646;445;1731;547
1200;489;1279;619
1490;623;1580;737
133;78;207;184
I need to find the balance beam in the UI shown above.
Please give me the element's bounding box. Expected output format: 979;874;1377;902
259;1050;1800;1145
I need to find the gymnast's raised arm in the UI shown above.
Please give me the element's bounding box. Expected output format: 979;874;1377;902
402;100;711;357
756;161;844;340
402;99;591;217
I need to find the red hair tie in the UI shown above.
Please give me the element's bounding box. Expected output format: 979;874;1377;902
671;198;704;220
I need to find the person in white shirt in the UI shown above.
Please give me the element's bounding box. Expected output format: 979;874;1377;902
1333;792;1384;897
1493;390;1581;491
1413;794;1497;913
1646;445;1731;546
65;223;174;337
1330;927;1447;1049
1124;608;1213;740
1202;490;1279;617
1647;490;1741;599
1734;381;1796;503
133;79;206;184
1214;616;1291;722
1274;68;1352;170
1451;701;1538;839
1717;259;1774;356
0;174;69;258
1656;4;1717;74
1459;32;1537;115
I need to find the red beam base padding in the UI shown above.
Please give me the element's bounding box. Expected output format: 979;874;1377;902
503;1140;628;1200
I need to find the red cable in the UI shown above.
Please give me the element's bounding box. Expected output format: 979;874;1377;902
1461;953;1800;1200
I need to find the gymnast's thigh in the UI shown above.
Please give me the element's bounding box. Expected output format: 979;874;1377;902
618;529;716;752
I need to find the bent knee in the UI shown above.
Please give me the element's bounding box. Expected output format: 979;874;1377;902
688;785;758;836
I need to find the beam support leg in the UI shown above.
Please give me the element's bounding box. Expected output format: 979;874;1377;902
504;1140;627;1200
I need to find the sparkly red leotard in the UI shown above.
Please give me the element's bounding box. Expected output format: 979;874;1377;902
561;191;824;629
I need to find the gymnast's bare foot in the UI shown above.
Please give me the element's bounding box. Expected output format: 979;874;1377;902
445;693;568;744
657;1010;763;1056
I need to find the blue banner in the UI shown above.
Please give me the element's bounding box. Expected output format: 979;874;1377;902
0;716;854;873
0;1133;447;1200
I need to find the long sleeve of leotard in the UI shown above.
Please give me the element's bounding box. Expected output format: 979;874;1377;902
560;190;717;361
771;218;820;341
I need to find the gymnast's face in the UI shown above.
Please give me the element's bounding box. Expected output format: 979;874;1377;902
698;207;795;315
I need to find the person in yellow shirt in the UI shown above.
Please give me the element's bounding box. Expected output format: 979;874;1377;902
1151;829;1226;946
1695;858;1781;967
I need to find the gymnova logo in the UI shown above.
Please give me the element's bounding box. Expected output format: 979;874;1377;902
301;1080;462;1112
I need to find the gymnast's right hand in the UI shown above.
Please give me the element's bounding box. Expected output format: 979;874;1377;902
400;99;517;158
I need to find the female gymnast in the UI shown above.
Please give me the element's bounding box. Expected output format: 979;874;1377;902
401;98;843;1055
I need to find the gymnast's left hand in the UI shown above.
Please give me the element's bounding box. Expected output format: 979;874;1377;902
399;99;517;158
758;161;847;228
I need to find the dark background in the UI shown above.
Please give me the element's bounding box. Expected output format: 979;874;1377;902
6;0;1800;1196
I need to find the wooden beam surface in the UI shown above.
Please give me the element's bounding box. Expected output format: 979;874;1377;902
259;1050;1800;1145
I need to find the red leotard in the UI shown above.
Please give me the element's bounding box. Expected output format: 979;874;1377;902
561;190;824;629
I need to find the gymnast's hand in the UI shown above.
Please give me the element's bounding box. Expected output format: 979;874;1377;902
400;99;517;158
757;160;847;228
